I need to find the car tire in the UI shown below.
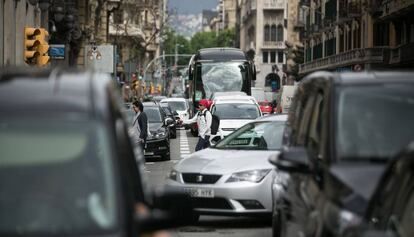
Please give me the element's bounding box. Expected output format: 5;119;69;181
272;208;286;237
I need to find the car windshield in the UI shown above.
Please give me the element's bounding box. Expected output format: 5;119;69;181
166;101;186;111
195;62;247;99
215;121;285;150
212;103;261;119
145;107;162;123
337;84;414;161
0;119;118;235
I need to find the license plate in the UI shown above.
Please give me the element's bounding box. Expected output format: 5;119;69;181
144;151;154;156
184;188;214;198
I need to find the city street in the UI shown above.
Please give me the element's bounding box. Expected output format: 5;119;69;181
145;128;272;237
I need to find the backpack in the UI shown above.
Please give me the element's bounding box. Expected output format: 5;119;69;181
203;110;220;135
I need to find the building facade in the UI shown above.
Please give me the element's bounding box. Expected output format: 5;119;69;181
239;0;287;93
299;0;414;76
1;0;42;66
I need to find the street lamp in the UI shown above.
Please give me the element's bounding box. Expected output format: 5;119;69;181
174;44;184;68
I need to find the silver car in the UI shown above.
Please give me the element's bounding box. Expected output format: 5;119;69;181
165;115;287;220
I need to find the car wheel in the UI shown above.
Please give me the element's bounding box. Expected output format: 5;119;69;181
272;208;286;237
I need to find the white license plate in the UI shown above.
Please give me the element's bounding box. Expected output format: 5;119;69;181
184;188;214;198
144;151;154;156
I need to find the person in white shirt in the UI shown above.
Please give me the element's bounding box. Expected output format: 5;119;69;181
181;99;212;151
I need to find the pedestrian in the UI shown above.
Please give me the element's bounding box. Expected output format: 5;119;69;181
131;100;148;148
181;99;212;151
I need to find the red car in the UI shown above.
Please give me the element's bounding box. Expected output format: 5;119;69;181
259;100;273;114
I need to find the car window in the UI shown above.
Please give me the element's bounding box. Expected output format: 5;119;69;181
215;121;285;150
168;101;187;111
212;103;261;119
296;94;316;146
145;107;162;122
0;119;118;234
337;84;414;160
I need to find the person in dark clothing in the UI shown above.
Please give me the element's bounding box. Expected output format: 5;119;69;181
132;101;148;147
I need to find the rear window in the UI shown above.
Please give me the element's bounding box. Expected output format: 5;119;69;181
337;84;414;161
0;119;118;235
212;103;261;119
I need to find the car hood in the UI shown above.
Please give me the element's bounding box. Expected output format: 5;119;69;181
219;119;254;129
175;148;279;174
148;122;163;132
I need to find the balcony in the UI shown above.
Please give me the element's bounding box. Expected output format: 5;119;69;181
382;0;414;17
263;0;286;10
299;47;387;75
389;43;414;64
263;41;285;49
338;0;362;20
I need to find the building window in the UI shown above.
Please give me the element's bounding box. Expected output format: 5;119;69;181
270;51;276;63
271;25;277;41
114;10;123;24
264;25;270;42
263;51;269;63
278;52;284;63
277;25;284;41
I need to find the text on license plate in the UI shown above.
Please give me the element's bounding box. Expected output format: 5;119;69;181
184;188;214;198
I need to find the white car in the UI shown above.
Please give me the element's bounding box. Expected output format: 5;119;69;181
165;115;287;220
160;98;191;121
210;95;262;141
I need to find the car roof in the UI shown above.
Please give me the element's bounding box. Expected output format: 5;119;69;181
304;71;414;86
0;67;114;119
255;114;288;122
213;95;257;104
143;101;159;107
160;98;187;102
195;48;247;61
211;91;247;98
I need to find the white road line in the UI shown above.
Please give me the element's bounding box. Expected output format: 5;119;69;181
179;127;192;158
146;162;155;165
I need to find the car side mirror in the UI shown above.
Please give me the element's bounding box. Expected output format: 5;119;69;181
268;147;310;173
164;118;174;126
135;190;196;234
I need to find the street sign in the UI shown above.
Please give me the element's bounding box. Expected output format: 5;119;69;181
85;45;115;73
49;44;65;59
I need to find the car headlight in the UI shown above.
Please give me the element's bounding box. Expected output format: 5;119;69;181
324;201;363;235
226;169;271;183
155;130;166;138
169;169;179;181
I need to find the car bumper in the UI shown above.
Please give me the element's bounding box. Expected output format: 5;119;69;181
145;138;169;157
165;175;273;216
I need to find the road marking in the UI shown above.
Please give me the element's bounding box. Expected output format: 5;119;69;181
146;162;155;165
179;128;191;158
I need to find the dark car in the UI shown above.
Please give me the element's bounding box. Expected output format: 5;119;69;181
160;103;177;139
268;71;414;237
143;101;173;160
337;142;414;237
0;68;194;236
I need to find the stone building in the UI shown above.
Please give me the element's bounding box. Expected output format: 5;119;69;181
0;0;42;66
299;0;414;76
239;0;288;93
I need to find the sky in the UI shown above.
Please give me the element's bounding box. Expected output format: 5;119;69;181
168;0;218;14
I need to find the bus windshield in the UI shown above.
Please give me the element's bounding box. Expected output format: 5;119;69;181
195;62;248;100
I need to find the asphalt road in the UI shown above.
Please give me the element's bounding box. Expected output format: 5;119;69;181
144;127;272;237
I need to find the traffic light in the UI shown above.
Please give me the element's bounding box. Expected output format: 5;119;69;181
24;27;50;67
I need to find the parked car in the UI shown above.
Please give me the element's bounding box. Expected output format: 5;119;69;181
0;67;194;236
268;71;414;237
143;101;173;160
166;115;287;221
210;95;262;142
160;103;177;139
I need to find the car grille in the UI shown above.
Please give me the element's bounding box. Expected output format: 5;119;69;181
191;197;233;210
182;173;222;184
